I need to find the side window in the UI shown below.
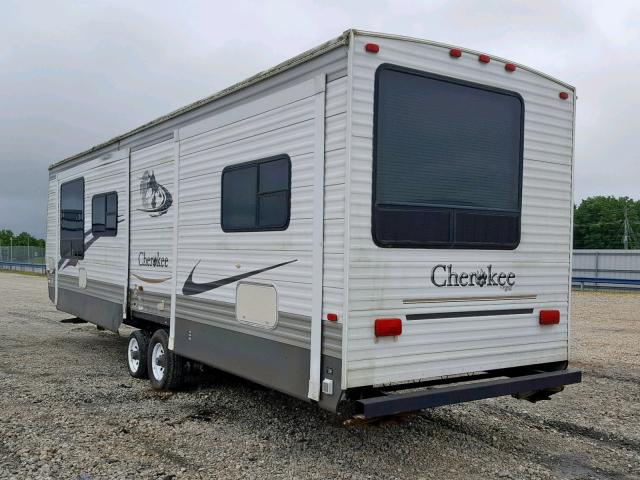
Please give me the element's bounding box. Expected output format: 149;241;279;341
221;155;291;232
60;178;85;259
92;192;118;237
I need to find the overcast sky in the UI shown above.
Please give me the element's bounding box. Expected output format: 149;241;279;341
1;0;639;238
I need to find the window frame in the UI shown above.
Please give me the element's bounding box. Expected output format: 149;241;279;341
371;63;525;250
60;177;85;260
221;154;292;232
91;191;118;237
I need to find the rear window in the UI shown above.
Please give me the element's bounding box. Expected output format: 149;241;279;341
372;64;524;249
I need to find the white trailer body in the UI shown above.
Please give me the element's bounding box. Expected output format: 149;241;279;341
46;30;580;416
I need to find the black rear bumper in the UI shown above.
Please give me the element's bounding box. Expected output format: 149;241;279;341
356;368;582;418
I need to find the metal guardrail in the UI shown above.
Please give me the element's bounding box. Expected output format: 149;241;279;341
573;276;640;285
572;276;640;290
573;250;640;290
0;261;46;274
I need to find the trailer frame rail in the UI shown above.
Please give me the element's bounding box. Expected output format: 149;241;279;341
356;368;582;418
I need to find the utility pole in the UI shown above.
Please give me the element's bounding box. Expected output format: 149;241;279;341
622;204;637;249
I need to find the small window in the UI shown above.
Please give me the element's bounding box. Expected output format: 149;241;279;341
60;178;85;259
92;192;118;237
372;64;524;249
221;155;291;232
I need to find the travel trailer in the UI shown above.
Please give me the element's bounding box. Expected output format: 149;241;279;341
46;30;580;418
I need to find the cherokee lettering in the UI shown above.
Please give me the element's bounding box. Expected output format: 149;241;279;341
138;251;169;269
431;264;447;287
431;264;516;290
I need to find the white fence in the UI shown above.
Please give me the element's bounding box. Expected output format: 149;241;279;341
572;250;640;289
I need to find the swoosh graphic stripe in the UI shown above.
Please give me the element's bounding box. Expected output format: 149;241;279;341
131;273;172;284
182;259;297;296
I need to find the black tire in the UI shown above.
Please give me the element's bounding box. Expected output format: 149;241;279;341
127;330;150;379
147;329;185;390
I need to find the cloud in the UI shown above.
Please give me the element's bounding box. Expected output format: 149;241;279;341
1;0;639;237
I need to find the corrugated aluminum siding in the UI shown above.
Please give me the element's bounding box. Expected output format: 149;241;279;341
47;44;349;366
47;151;129;300
45;178;58;273
344;33;575;387
172;50;348;358
129;139;175;318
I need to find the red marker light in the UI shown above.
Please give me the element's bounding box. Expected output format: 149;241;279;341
327;313;338;322
375;318;402;337
539;310;560;325
505;63;516;72
365;43;380;53
450;48;462;58
479;54;491;63
559;92;569;100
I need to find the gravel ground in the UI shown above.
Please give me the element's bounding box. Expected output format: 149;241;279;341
0;272;638;480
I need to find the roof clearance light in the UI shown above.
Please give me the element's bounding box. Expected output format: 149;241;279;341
505;63;516;72
479;54;491;63
327;313;338;322
365;43;380;53
559;92;569;100
375;318;402;337
539;310;560;325
450;48;462;58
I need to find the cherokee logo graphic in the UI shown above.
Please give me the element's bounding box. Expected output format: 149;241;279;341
139;170;172;216
431;264;516;291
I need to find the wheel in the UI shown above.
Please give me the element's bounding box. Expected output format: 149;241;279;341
147;329;184;390
127;330;150;379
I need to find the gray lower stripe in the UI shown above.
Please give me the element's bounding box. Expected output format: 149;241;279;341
56;286;122;332
406;308;534;321
173;317;343;412
176;295;342;358
58;275;123;303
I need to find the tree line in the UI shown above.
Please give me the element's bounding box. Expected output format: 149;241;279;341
573;196;640;249
0;230;45;248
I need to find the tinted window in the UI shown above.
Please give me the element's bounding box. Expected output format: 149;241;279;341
258;191;288;228
92;192;118;237
259;158;289;192
222;155;290;232
373;64;524;249
60;178;85;259
222;166;258;230
106;193;118;231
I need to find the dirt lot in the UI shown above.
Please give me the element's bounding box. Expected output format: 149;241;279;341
0;272;638;480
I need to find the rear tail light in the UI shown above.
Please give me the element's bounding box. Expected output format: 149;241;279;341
364;43;380;53
505;63;516;72
449;48;462;58
539;310;560;325
375;318;402;337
